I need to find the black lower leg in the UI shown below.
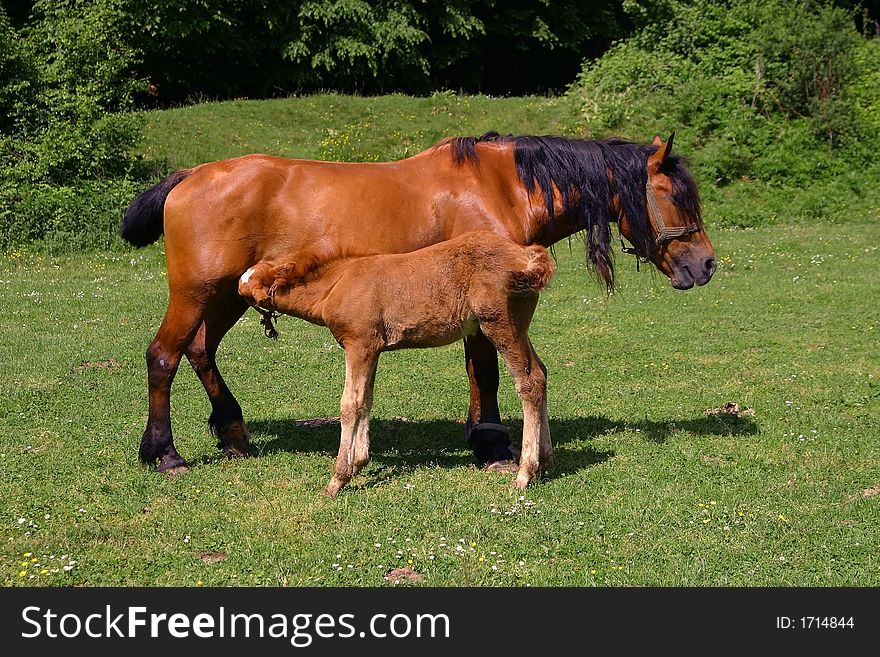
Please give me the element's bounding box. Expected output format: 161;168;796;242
187;296;251;457
139;429;188;472
464;332;519;466
140;343;188;472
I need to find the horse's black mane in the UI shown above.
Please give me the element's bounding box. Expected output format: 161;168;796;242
447;132;702;290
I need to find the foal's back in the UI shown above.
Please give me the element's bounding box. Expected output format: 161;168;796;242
242;231;555;350
328;232;550;349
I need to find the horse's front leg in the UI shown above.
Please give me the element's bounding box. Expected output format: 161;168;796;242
324;345;379;497
464;331;519;471
533;348;553;473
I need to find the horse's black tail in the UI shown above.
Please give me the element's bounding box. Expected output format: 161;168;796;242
121;170;193;247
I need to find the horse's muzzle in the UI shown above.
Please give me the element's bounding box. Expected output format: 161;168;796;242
671;256;716;290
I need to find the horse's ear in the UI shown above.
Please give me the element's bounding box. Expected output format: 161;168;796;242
649;131;675;172
664;131;675;158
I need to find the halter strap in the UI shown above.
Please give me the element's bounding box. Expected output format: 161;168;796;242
645;179;700;248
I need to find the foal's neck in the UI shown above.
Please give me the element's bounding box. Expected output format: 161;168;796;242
274;260;349;325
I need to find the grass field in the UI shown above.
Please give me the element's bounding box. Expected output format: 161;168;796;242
1;94;878;587
1;220;878;586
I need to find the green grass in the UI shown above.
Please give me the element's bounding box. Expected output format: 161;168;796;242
140;92;573;169
2;93;878;586
1;219;878;586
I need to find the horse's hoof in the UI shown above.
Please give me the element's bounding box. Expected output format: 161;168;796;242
161;465;191;476
216;420;251;458
220;444;248;459
467;423;520;467
484;459;520;474
156;452;189;474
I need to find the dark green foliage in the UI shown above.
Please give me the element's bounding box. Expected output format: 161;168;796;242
114;0;627;102
0;10;38;135
568;0;880;227
0;1;145;251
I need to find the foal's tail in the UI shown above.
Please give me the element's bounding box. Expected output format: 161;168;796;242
509;245;556;294
121;170;193;247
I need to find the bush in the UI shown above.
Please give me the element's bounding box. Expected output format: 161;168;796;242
112;0;629;101
0;1;146;252
569;0;877;186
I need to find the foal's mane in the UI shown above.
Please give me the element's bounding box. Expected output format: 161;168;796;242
441;132;701;291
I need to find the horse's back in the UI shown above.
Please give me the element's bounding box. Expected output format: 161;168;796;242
157;149;526;294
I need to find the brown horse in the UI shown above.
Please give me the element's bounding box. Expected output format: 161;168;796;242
237;231;555;494
122;131;716;473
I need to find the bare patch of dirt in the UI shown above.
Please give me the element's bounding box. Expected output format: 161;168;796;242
701;455;727;464
843;485;880;505
862;485;880;498
294;416;339;428
81;358;119;369
705;401;755;418
384;566;424;585
197;551;228;564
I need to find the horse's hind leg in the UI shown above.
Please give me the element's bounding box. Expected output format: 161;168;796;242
185;290;251;457
324;345;379;497
140;297;206;472
464;331;519;471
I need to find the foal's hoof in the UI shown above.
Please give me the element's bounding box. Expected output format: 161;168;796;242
323;476;349;497
484;459;520;474
512;476;530;490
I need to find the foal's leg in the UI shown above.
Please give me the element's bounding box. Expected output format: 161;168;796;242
464;331;519;470
505;342;548;490
139;295;206;472
481;300;550;489
324;345;380;497
184;289;251;457
531;348;553;471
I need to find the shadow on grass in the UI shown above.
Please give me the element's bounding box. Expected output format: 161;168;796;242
243;411;757;483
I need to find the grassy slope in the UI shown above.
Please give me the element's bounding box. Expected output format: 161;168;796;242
140;92;573;169
1;94;877;586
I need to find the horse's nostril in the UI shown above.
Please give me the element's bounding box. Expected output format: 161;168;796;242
704;258;717;275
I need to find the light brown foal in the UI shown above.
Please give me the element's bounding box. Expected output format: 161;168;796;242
238;231;555;495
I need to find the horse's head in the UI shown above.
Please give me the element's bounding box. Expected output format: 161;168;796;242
619;133;717;290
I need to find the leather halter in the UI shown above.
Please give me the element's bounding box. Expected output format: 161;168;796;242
644;179;701;248
620;178;701;261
